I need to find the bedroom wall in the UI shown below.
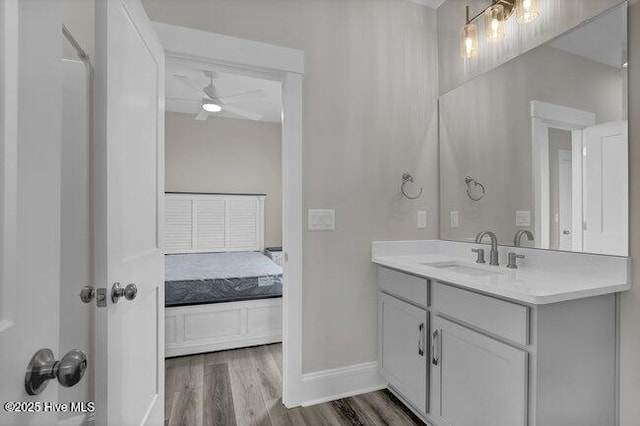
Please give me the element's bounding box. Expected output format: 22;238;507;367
142;0;440;374
437;1;640;424
165;112;283;248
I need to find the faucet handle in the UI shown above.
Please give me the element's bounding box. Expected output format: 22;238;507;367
507;252;525;269
471;248;486;264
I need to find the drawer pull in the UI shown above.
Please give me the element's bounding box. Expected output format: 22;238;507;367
432;330;440;366
418;322;425;356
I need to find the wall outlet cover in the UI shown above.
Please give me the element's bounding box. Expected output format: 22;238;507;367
516;210;531;227
417;211;427;229
450;210;459;228
308;209;336;231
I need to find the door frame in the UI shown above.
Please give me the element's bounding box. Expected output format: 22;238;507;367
153;22;305;407
0;0;18;333
530;100;595;250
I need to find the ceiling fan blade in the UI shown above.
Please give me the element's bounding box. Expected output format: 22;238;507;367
172;74;208;98
194;110;210;121
223;105;263;121
220;89;265;102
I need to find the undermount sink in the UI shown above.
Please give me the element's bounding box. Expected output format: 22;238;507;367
420;261;505;277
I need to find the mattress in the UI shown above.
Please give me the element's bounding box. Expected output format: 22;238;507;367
165;252;283;307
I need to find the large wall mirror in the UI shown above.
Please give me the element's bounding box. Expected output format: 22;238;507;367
439;3;628;256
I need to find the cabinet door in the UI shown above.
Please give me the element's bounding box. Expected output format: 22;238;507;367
430;316;527;426
379;293;428;413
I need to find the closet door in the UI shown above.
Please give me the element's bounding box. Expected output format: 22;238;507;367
430;316;527;426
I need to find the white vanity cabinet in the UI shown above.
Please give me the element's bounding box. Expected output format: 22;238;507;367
377;268;429;415
379;293;428;413
430;316;527;426
377;266;617;426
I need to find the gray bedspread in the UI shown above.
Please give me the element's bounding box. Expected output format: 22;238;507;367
165;252;283;307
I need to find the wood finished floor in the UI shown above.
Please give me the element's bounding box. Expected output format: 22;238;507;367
165;343;424;426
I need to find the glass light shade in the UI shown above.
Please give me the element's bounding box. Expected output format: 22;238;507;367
460;24;479;59
202;101;222;112
484;4;506;43
516;0;540;24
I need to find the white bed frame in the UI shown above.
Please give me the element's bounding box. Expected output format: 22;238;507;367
163;193;282;357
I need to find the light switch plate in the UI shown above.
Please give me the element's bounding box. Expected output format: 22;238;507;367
516;210;531;227
450;211;459;228
308;209;335;231
417;211;427;229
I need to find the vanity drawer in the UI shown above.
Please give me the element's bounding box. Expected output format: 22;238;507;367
432;282;529;346
378;267;428;307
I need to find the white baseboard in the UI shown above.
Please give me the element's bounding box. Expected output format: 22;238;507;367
300;361;387;407
57;413;92;426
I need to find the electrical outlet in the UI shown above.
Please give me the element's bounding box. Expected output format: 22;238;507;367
450;211;459;228
417;211;427;229
516;210;531;227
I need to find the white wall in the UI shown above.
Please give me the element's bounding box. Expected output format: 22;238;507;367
439;44;623;245
143;0;440;373
437;1;640;424
165;112;283;248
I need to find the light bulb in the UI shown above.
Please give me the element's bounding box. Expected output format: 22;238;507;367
516;0;540;24
484;5;505;43
460;24;478;59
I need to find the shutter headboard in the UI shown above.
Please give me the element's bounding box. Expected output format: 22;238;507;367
164;193;265;254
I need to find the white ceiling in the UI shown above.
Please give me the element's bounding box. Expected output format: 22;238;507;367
550;5;626;69
410;0;446;8
165;60;282;123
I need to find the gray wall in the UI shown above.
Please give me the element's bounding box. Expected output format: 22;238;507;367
439;44;623;245
165;112;283;248
143;0;440;373
438;1;640;424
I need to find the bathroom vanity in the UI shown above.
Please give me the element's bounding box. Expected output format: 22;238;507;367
373;240;630;426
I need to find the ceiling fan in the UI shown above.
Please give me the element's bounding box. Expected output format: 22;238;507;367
170;71;265;121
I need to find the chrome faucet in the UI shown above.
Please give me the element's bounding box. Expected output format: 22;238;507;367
475;231;499;266
514;230;534;247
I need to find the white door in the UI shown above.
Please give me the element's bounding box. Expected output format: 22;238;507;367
582;121;628;256
379;294;428;414
558;149;573;251
94;1;165;425
430;316;527;426
0;1;65;425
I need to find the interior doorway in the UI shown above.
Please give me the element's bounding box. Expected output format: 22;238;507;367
153;22;305;411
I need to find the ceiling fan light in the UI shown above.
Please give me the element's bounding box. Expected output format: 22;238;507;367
202;99;222;113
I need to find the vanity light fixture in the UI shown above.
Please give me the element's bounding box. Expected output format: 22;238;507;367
460;0;540;59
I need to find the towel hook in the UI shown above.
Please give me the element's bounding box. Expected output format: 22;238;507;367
465;176;485;201
401;173;423;200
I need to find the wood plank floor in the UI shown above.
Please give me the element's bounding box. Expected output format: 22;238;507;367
165;343;424;426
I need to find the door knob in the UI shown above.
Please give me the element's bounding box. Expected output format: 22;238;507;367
111;282;137;303
25;349;87;395
79;286;95;303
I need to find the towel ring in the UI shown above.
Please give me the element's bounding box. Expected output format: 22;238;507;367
401;173;423;200
465;176;485;201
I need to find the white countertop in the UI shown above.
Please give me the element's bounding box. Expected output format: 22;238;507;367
372;240;631;305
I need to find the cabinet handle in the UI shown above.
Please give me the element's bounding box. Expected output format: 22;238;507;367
418;322;425;356
432;330;440;366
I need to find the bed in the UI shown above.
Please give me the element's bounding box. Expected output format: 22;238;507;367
163;193;283;357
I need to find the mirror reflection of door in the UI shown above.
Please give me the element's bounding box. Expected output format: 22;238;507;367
548;129;573;251
583;121;628;255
